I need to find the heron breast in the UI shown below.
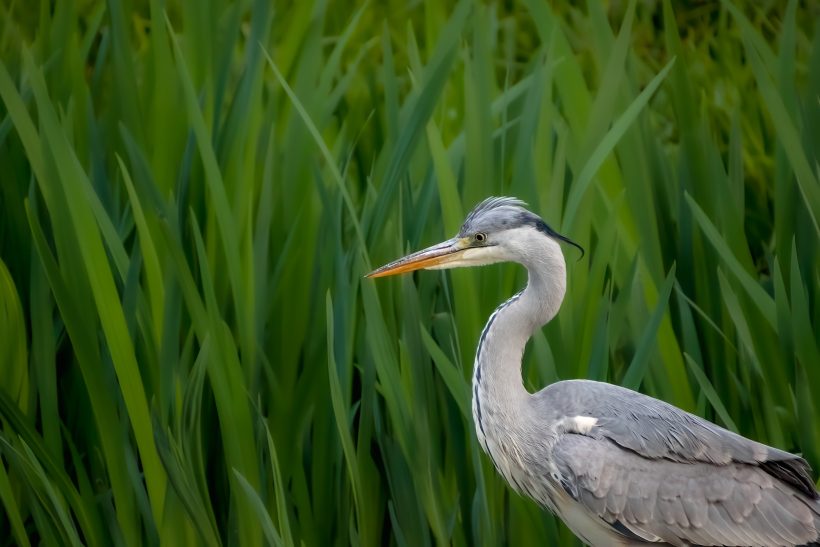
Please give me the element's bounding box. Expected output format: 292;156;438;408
472;394;550;500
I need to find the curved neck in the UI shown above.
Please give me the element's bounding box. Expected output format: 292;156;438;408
473;236;566;406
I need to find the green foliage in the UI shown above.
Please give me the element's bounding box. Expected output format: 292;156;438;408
0;1;817;545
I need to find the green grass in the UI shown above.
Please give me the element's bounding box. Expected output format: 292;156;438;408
0;1;818;545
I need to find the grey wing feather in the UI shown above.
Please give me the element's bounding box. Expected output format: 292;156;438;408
553;434;820;546
536;380;818;499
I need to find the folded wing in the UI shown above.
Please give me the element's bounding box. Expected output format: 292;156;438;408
535;381;820;545
553;434;820;546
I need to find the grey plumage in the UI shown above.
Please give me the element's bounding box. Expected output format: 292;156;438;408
368;196;820;546
541;381;820;545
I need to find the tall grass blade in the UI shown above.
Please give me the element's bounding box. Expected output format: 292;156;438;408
686;194;777;329
621;264;676;390
232;470;284;547
562;57;675;232
25;50;167;524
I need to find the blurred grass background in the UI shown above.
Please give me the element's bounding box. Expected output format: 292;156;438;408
0;0;818;545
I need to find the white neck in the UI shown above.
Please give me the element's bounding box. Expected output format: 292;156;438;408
471;234;566;454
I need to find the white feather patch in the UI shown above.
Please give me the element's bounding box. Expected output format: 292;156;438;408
555;415;598;434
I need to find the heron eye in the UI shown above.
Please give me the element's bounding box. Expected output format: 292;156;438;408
474;232;487;242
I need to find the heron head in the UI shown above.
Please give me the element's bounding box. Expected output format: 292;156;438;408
366;196;583;278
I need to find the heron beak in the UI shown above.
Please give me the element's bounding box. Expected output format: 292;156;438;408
366;237;467;278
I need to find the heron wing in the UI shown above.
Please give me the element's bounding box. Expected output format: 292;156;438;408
552;434;820;546
535;380;818;499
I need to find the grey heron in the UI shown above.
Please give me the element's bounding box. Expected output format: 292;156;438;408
367;196;820;546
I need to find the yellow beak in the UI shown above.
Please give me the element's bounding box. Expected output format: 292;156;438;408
366;238;467;278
